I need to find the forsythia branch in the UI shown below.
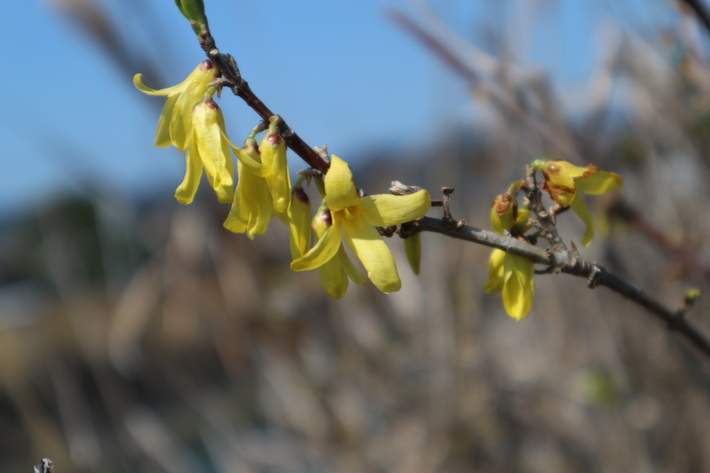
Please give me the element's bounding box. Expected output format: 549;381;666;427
405;215;710;359
171;6;710;363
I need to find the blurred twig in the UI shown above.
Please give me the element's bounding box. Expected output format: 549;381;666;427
682;0;710;36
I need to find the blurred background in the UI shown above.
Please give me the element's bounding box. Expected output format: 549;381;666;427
2;0;710;472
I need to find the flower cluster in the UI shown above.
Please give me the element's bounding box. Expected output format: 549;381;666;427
484;181;535;321
484;161;623;320
135;64;431;297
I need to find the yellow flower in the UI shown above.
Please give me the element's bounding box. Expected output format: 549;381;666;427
310;202;366;298
287;187;312;258
223;139;274;237
484;249;535;320
259;129;291;214
133;60;219;150
174;98;235;204
291;155;431;294
532;159;623;246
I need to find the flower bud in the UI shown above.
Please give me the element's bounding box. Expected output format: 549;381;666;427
404;233;422;275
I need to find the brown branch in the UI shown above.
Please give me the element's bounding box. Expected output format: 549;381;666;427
181;16;710;363
194;30;329;173
405;216;710;360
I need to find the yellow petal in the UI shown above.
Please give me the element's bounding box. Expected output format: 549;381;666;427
575;171;623;195
224;161;274;238
317;256;350;299
260;132;291;213
192;101;235;203
154;95;178;147
502;254;535;320
404;233;422;275
291;220;342;271
340;214;401;293
359;190;431;226
570;195;595;246
483;249;506;294
288;188;312;258
133;73;184;96
175;145;204;204
337;247;367;285
324;155;360;211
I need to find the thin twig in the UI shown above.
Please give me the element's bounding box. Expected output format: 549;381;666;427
682;0;710;36
407;216;710;359
195;31;329;173
183;15;710;363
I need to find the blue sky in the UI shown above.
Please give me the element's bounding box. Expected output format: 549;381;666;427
0;0;694;218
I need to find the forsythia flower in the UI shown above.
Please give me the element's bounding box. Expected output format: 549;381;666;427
484;186;535;320
309;201;367;298
223;139;274;237
531;159;623;246
133;60;219;150
176;98;235;204
260;129;291;214
484;249;535;320
291;155;430;295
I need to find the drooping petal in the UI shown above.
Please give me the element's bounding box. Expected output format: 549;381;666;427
224;160;274;238
359;190;431;226
570;195;595;247
291;221;342;271
288;187;312;258
575;171;623;195
324;155;360;212
317;254;350;299
174;145;204;204
340;214;401;293
132;73;185;96
154;95;178;147
260;132;291;213
337;247;367;285
404;233;422;275
192;100;234;203
483;249;506;294
501;254;535;320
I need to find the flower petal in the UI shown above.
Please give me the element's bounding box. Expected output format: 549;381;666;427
404;233;422;275
132;73;184;96
154;95;178;147
338;247;367;285
483;249;506;294
340;214;401;293
260;132;291;213
359;190;431;226
317;256;350;299
288;188;312;258
291;221;342;271
570;195;595;246
224;161;274;238
192;102;234;203
175;145;204;204
575;171;623;195
502;254;535;320
324;155;360;211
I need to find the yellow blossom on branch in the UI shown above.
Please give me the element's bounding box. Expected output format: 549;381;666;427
531;159;623;246
175;98;235;204
223;138;274;237
291;155;430;295
484;184;535;320
484;249;535;320
133;60;219;150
